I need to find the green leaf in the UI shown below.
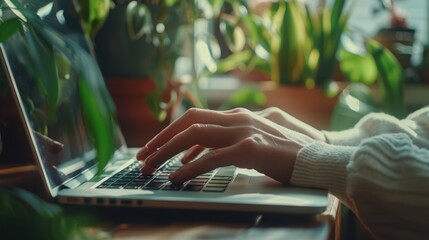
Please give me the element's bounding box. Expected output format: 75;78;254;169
331;83;379;131
215;50;253;73
0;188;98;239
146;91;167;122
339;49;377;85
271;1;306;85
79;0;110;39
22;26;60;111
126;1;152;41
219;19;246;52
209;0;225;17
165;0;179;7
330;0;346;30
78;78;115;175
366;39;405;118
0;18;22;42
218;87;266;110
195;35;221;73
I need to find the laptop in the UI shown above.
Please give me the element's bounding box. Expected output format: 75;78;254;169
0;0;327;214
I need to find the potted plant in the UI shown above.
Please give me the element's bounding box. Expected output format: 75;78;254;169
74;0;224;145
201;0;404;130
201;0;352;129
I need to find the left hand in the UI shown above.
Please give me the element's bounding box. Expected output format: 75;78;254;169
136;108;316;184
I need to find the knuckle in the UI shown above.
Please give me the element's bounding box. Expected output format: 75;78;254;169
188;123;206;134
184;107;202;119
241;136;260;149
266;106;281;113
266;107;283;116
234;112;253;125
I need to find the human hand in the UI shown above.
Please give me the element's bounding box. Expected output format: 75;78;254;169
256;107;326;142
178;107;326;164
136;108;317;184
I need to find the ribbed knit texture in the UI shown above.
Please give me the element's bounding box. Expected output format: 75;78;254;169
347;133;429;240
290;107;429;239
290;141;355;201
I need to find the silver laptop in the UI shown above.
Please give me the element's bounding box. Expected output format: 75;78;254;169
0;0;327;215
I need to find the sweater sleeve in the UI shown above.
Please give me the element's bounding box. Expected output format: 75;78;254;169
290;133;429;239
323;107;429;148
347;133;429;239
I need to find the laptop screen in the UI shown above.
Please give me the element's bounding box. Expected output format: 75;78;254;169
0;0;126;194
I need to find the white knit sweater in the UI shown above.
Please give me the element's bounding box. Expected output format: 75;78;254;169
290;107;429;240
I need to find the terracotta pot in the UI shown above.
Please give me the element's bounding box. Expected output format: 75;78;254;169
106;78;170;147
261;82;341;130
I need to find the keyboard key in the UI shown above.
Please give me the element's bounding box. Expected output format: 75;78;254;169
153;175;169;181
195;176;210;180
208;179;230;184
188;179;208;185
183;185;203;192
143;182;165;190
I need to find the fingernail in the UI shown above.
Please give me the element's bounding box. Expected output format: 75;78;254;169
145;151;161;169
136;146;153;160
140;163;156;174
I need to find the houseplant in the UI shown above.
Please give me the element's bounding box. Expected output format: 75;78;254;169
331;36;405;130
212;0;351;92
0;0;117;174
75;0;223;119
205;0;404;130
201;0;352;129
74;0;226;145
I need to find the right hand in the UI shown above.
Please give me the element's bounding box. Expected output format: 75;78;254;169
136;108;321;184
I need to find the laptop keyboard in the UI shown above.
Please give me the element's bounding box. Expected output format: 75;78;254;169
96;157;235;192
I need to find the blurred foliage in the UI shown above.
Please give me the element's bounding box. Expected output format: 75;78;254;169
332;38;405;130
75;0;111;40
218;86;266;110
0;0;116;174
75;0;225;121
0;188;103;240
206;0;351;97
71;0;406;130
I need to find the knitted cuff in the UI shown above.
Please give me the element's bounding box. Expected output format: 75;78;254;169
290;141;356;199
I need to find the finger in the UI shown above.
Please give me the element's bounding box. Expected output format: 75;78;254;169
136;146;155;160
145;108;262;153
144;124;245;169
169;146;237;184
145;108;231;153
140;163;157;175
182;145;206;164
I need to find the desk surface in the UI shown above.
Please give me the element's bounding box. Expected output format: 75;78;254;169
1;164;339;240
78;194;339;240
